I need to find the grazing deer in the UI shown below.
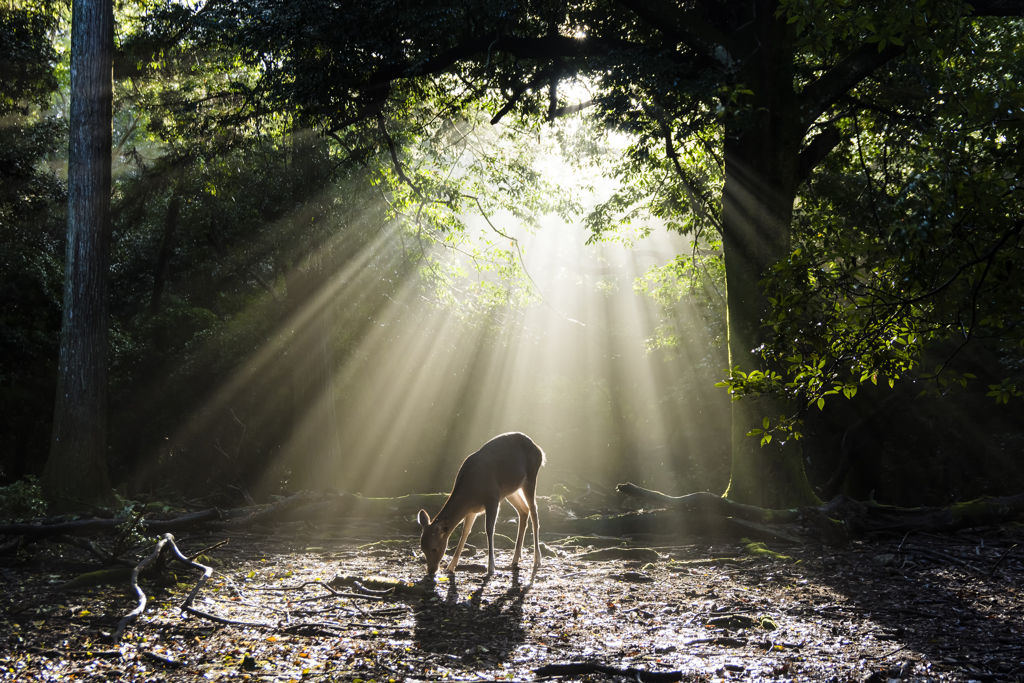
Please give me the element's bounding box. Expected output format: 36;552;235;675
417;432;545;578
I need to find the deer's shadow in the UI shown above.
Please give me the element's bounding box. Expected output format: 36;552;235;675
412;568;532;665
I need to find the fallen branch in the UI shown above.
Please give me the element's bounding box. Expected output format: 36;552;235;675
30;647;122;659
112;534;174;643
112;532;230;642
142;651;185;668
0;508;222;539
901;544;982;575
535;662;685;682
991;543;1018;576
165;535;214;612
186;539;229;561
49;534;131;566
616;484;1024;536
615;485;802;524
683;636;748;647
222;491;326;528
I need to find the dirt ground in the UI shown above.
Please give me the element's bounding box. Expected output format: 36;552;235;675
2;520;1023;683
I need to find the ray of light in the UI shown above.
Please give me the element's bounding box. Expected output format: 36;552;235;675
144;150;733;504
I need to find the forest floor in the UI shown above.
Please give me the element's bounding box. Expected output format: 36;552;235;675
2;519;1023;683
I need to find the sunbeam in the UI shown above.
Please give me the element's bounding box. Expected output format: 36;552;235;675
133;136;733;503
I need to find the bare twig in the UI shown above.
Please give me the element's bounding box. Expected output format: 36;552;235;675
902;544;982;575
187;539;229;562
49;534;131;566
991;543;1018;576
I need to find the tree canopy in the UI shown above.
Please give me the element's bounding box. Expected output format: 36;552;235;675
3;0;1024;508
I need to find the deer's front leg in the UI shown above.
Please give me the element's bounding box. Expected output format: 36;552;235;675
446;513;477;573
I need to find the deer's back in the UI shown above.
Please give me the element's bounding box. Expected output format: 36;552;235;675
450;432;545;502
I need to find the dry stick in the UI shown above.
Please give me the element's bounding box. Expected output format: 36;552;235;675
249;580;336;592
142;651;184;668
991;544;1018;576
163;537;284;629
186;539;229;562
50;534;131;566
112;534;173;643
535;663;685;682
902;544;982;575
353;580;395;595
217;571;248;601
30;647;122;659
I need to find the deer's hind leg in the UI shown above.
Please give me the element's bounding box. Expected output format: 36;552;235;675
505;489;532;569
521;473;541;577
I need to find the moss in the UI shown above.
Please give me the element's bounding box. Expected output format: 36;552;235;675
742;542;797;563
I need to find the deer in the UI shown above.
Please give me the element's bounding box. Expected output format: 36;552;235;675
417;432;545;579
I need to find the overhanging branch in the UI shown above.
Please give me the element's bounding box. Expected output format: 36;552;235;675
614;0;740;70
796;41;906;132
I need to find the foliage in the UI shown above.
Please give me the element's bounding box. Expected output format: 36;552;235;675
0;475;47;520
0;4;66;481
6;0;1024;502
716;14;1024;439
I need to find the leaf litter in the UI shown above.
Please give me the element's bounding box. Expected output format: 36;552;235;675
2;522;1023;682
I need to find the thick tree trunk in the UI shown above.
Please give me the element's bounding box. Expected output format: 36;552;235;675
719;1;819;508
42;0;117;510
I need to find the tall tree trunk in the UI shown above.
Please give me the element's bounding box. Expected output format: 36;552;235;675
42;0;117;509
719;0;819;508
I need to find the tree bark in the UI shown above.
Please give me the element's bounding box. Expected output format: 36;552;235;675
718;1;820;508
42;0;117;510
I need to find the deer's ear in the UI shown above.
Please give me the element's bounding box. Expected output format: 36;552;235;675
417;509;431;527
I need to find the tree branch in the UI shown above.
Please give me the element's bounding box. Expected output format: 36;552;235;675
376;114;423;199
797;41;906;132
798;125;843;181
894;220;1023;308
614;0;740;70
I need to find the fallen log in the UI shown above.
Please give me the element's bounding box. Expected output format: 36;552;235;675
615;484;802;524
615;483;1024;536
0;508;222;539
